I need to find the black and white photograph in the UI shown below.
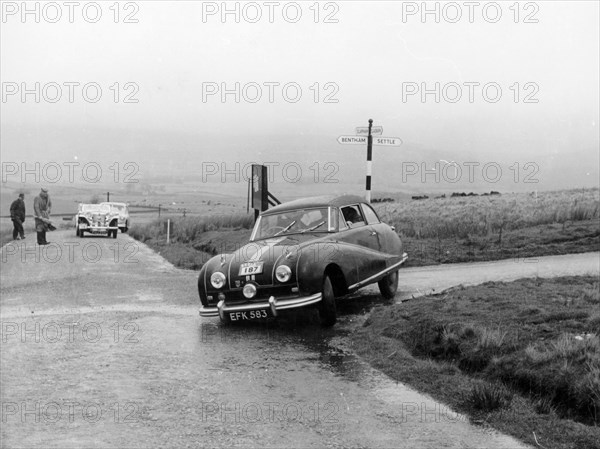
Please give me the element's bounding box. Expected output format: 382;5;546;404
1;1;599;448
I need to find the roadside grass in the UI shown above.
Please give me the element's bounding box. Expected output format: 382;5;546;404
128;189;599;271
352;276;600;449
128;213;253;268
376;189;599;267
401;219;599;266
376;189;599;240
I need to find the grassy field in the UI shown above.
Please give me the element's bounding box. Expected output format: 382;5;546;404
378;189;599;266
127;189;599;270
351;276;600;449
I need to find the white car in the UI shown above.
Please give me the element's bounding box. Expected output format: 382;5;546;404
75;203;120;238
100;202;130;233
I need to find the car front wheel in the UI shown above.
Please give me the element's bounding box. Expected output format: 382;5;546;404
319;276;337;327
378;270;399;300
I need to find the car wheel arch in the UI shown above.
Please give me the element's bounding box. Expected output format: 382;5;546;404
324;263;348;298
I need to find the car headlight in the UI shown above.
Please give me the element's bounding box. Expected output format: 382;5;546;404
275;265;292;283
210;272;226;289
243;283;257;299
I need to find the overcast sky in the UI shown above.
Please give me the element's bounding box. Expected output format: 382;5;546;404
1;1;598;190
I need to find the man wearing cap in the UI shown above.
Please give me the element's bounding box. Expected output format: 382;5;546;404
9;193;26;240
34;188;52;245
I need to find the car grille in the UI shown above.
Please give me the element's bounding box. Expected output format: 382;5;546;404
92;214;106;226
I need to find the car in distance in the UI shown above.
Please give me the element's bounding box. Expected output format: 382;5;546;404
198;195;408;326
75;203;120;238
100;202;130;233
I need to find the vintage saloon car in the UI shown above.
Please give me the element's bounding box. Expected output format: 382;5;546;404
75;203;120;238
198;195;408;326
100;202;130;233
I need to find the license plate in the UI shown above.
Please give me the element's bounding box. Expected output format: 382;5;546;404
229;310;269;321
239;262;264;276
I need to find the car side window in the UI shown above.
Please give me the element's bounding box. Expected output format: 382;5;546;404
341;205;365;228
338;209;348;230
361;204;381;225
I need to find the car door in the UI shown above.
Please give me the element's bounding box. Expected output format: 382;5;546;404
358;203;388;274
360;202;402;270
337;204;382;281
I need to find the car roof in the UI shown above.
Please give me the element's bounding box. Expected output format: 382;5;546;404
80;203;110;210
263;195;367;215
101;202;127;207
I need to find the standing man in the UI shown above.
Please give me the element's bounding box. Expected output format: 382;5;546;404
9;193;26;240
34;188;52;245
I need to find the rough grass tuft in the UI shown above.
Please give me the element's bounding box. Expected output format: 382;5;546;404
466;382;513;411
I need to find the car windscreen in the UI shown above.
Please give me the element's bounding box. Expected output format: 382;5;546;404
81;204;110;214
252;208;330;240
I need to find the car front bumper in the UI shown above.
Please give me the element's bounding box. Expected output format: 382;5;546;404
199;292;323;319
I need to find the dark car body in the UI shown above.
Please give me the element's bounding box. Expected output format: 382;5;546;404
197;195;407;326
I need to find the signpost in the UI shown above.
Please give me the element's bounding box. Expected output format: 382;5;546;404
356;126;383;136
337;121;402;203
337;135;402;146
337;136;367;144
373;137;402;146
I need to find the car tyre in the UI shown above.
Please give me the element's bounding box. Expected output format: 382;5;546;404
76;226;80;237
112;230;117;239
319;275;337;327
378;270;399;300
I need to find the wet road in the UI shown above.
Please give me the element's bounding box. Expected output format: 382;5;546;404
1;231;598;448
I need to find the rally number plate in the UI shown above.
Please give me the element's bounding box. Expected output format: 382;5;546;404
239;262;264;276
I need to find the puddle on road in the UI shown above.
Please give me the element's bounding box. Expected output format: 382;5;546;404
201;316;524;445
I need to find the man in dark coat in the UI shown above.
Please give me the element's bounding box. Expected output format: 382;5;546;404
34;188;52;245
10;193;26;240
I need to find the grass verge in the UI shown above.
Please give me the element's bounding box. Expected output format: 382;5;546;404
129;191;599;271
128;213;253;269
351;276;600;449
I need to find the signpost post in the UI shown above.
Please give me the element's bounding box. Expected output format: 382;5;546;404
337;120;402;203
366;120;373;203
